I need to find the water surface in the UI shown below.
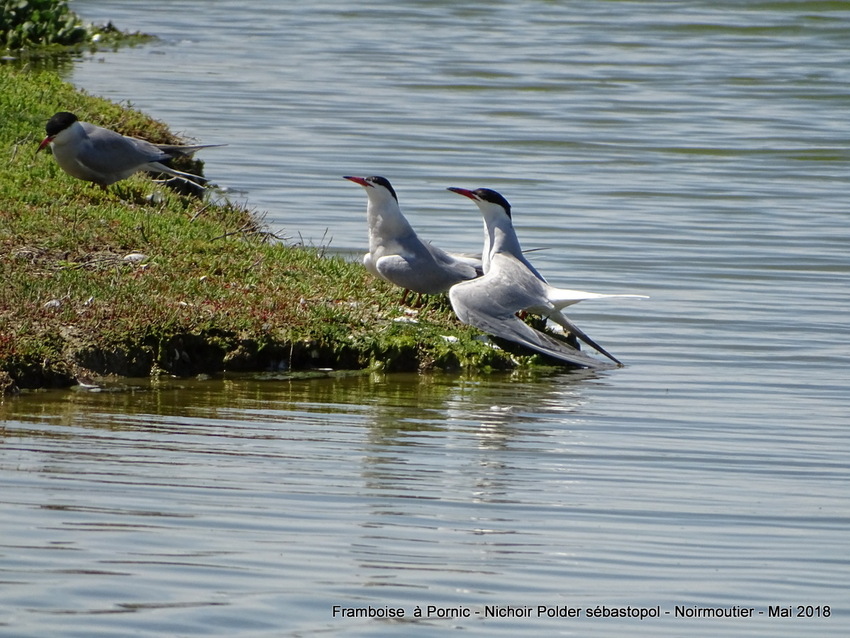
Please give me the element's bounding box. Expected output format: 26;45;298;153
3;0;849;635
2;371;846;636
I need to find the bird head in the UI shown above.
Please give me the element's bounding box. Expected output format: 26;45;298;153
447;187;512;220
38;111;79;152
343;175;399;203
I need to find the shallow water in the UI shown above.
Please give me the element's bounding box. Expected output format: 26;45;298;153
3;0;849;635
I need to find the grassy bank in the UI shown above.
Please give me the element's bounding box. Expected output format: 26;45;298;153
0;65;542;393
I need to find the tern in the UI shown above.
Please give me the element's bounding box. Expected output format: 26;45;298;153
37;111;221;188
344;175;481;303
447;187;647;367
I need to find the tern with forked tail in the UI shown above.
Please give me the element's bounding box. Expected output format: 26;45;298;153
37;111;221;189
447;186;647;367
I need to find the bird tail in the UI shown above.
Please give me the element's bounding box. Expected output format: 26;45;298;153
154;143;226;158
549;288;648;311
147;162;209;184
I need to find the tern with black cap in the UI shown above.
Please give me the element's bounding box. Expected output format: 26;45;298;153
38;111;221;189
344;175;481;304
447;186;647;367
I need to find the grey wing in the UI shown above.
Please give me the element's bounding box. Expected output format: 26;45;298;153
545;310;622;366
80;123;170;175
450;279;610;369
425;242;482;280
374;252;454;294
448;250;483;267
373;253;417;288
375;241;478;294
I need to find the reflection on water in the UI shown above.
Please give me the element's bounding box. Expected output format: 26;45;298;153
2;368;591;426
2;372;848;636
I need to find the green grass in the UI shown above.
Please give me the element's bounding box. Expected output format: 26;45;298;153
0;65;538;392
